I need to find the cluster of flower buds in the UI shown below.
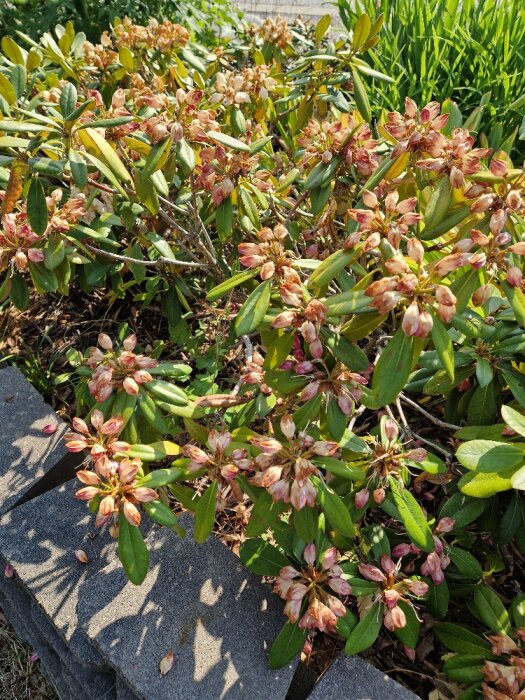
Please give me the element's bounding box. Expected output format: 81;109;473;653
274;544;351;633
392;517;455;584
365;240;471;337
112;17;190;52
239;347;271;394
358;554;428;633
385;99;450;158
272;299;328;360
239;224;305;304
298;117;378;177
0;211;43;272
415;128;492;188
249;414;339;510
287;360;368;416
468;158;525;234
210;65;277;106
182;430;248;502
195;145;269;206
87;333;157;402
353;419;428;508
64;410;129;469
482;628;525;699
83;36;118;70
257;16;292;48
346;190;422;251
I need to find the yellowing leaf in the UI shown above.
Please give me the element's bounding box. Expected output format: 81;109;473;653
77;127;132;183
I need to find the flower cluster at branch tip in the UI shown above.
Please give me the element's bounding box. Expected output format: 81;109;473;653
183;430;248;502
273;299;328;360
358;554;428;632
482;629;525;699
87;333;157;402
249;414;339;509
257;16;291;48
275;544;350;633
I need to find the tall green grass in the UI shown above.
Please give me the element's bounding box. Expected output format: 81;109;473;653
337;0;525;155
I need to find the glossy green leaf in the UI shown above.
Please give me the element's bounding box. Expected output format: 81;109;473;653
234;280;271;336
240;539;289;576
194;481;218;544
345;601;383;655
117;513;149;585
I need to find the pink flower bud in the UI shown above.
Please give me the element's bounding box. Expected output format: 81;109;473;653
321;547;338;570
403;645;416;661
507;266;523;287
4;563;14;578
123;501;141;527
392;543;411;558
98;333;113;351
300;381;320;402
362;189;378;209
402;302;421;336
280;414;296;440
354;488;369;509
42;423;58;434
74;549;89;564
328;576;352;596
380;555;396;574
358;563;386;582
405;580;429;596
436;517;455;533
373;487;386;504
75;486;100;501
303;543;316;565
159;650;175;676
309;339;323;359
384;418;399;442
472;284;491;307
489;158;509;178
508;243;525;256
123;377;139;395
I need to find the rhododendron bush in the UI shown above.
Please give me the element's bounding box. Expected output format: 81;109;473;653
1;9;525;696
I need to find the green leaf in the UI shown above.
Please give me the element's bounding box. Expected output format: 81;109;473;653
351;68;371;123
234;280;271;336
426;580;449;619
307;249;355;289
511;464;525;490
59;82;77;118
473;587;511;634
389;478;434;552
503;281;525;327
443;655;485;684
206;269;257;301
127;441;181;462
206;130;250;152
29;262;58;293
431;315;454;381
137;466;185;488
434;623;493;656
371;328;413;406
467;382;497;425
345;601;383;655
69;149;87;189
475;357;492;387
326;396;347;441
315;14;332;45
424;177;451;231
216;197;233;239
27;177;48;235
143;500;180;528
269;622;307;669
449;546;483;581
316;479;355;537
240;539;289;576
458;468;516;497
292;506;318;543
456;440;525;472
194;481;218;544
501;404;525;437
499;493;522;543
117;513;149;585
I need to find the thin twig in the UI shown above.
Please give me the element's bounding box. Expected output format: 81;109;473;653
84;244;207;268
399;393;461;431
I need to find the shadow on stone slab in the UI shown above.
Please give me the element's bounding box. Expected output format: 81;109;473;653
0;480;115;670
0;365;69;514
78;514;297;700
308;654;421;700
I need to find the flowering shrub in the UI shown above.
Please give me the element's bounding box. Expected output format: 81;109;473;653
2;7;525;693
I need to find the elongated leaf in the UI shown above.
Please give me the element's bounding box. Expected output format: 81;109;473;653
371;328;413;406
456;440;525;472
78;127;131;183
59;82;77;117
431;315;454;381
240;539;289;576
345;601;383;655
27;177;48;234
389;478;434;552
501;404;525;437
269;622;307;669
458;468;516;497
473;587;511;634
434;623;493;656
117;513;149;585
449;546;482;581
234;280;271;336
194;481;218;543
207;130;250;152
352;68;371;123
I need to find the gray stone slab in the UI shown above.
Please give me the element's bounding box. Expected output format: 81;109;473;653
79;514;298;700
0;365;69;514
309;655;420;700
0;479;115;669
